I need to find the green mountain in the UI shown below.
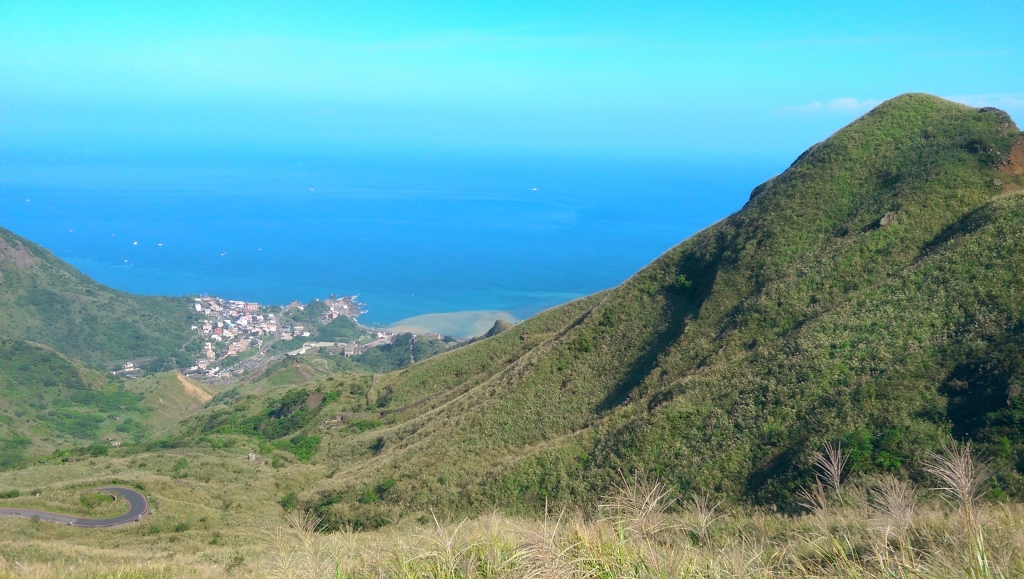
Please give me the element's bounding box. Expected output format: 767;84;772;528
316;315;364;342
0;227;201;368
352;332;453;372
0;339;213;466
197;93;1024;526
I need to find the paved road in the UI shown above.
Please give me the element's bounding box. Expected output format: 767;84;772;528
0;486;148;528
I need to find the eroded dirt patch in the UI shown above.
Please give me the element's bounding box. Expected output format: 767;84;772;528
305;392;325;410
177;372;213;403
997;137;1024;176
0;237;36;270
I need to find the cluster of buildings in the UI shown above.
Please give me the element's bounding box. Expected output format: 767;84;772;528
320;296;363;323
191;296;273;374
184;294;371;378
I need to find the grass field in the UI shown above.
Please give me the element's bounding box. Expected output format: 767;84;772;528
0;443;321;577
1;442;1022;578
128;373;216;437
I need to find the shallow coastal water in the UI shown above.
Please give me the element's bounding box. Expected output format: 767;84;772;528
0;152;780;333
388;310;521;338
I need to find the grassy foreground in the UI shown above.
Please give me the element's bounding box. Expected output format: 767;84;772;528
1;444;1023;578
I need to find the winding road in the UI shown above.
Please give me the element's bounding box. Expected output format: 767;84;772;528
0;486;148;528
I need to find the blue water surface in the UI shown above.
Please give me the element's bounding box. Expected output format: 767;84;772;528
0;152;781;325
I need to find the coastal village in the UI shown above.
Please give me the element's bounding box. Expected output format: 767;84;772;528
175;295;396;380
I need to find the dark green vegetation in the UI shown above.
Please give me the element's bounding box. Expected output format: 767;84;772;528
186;374;373;464
250;352;367;389
0;339;155;466
257;358;324;387
317;316;363;342
352;333;452;372
272;299;368;347
272;94;1024;525
0;227;201;367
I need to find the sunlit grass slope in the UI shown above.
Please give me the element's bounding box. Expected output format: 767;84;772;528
130;372;215;437
2;444;1023;578
2;93;1024;577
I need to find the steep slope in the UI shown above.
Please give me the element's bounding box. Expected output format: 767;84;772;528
254;94;1024;525
0;227;201;367
0;339;193;465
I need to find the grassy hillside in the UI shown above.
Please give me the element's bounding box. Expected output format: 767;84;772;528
129;372;216;437
4;91;1024;528
0;227;201;368
233;94;1024;524
315;315;364;342
351;332;454;372
0;340;214;466
1;450;1023;577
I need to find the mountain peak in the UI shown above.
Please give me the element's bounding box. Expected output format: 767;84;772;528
484;319;514;338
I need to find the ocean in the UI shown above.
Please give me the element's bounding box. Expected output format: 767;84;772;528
0;151;780;336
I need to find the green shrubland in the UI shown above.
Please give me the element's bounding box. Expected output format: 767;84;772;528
352;332;454;372
0;339;156;464
0;228;201;367
316;316;363;342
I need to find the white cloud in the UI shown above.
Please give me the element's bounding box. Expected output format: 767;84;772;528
780;97;883;115
943;93;1024;112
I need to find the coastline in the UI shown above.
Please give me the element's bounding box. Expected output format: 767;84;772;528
387;310;520;338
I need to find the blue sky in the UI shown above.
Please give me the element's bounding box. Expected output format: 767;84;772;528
1;1;1022;161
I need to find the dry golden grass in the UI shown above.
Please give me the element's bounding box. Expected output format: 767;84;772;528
248;443;1024;578
2;439;1023;578
4;485;1024;578
251;499;1024;579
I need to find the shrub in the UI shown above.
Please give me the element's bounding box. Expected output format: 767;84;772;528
279;492;298;511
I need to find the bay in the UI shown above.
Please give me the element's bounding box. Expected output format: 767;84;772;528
0;151;780;331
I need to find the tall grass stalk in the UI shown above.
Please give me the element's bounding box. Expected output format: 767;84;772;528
250;482;1024;579
798;441;849;523
870;476;917;546
923;440;992;579
598;472;677;542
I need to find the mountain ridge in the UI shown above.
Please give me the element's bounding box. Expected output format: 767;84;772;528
0;226;201;368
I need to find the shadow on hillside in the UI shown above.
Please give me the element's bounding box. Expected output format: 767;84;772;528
595;232;734;413
940;323;1024;440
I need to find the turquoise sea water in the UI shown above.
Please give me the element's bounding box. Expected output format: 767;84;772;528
0;152;780;326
